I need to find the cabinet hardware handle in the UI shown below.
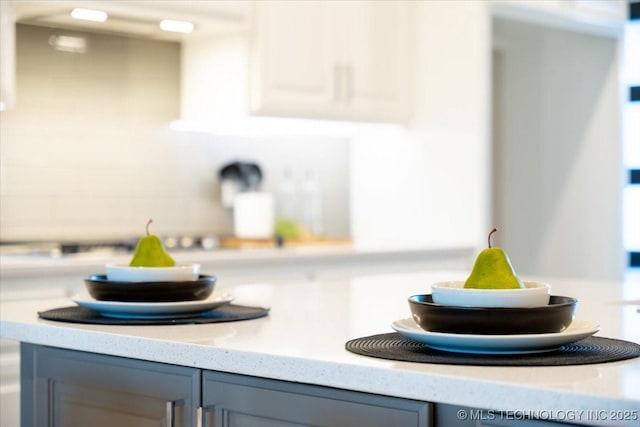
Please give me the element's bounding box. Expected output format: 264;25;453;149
198;405;216;427
346;65;354;105
166;399;184;427
333;63;342;103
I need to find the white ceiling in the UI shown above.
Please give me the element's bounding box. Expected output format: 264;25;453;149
12;0;251;41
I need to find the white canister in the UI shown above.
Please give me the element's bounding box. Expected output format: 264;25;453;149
233;192;275;239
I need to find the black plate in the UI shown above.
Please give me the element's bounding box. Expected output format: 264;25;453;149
408;295;577;335
84;275;216;302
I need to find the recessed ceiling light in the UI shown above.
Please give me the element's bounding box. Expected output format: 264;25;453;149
70;8;108;23
48;35;87;53
159;19;194;34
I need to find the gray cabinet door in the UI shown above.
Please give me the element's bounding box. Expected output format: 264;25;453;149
201;371;432;427
21;343;200;427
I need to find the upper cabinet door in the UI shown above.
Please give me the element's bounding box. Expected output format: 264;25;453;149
250;1;333;118
342;1;411;122
250;0;412;123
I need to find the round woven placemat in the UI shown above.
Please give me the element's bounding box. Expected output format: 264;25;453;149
38;304;269;325
345;333;640;366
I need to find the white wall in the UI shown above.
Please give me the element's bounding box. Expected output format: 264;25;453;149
350;1;492;250
492;18;625;280
411;1;492;250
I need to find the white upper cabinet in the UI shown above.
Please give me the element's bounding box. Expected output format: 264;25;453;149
340;1;412;122
249;0;412;123
249;1;332;118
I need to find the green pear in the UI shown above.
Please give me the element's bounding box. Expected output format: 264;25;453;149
275;218;300;239
129;220;176;267
464;228;524;289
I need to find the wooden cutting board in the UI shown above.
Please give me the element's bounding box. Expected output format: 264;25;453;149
219;236;352;249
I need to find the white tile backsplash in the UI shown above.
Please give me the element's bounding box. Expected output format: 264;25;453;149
0;25;350;242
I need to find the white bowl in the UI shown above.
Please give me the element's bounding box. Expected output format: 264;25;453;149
105;264;200;283
431;280;550;308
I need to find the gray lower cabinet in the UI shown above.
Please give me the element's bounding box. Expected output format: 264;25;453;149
21;344;431;427
21;343;201;427
20;345;585;427
201;371;431;427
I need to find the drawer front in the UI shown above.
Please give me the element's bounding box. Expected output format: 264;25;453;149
21;344;200;427
202;371;431;427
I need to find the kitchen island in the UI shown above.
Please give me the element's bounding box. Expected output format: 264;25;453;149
1;270;639;426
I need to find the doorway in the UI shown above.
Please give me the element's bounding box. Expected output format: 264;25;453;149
491;17;624;280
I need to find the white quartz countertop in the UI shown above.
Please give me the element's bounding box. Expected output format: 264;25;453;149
2;270;639;426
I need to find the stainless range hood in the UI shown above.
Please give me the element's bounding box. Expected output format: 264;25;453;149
12;0;251;41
